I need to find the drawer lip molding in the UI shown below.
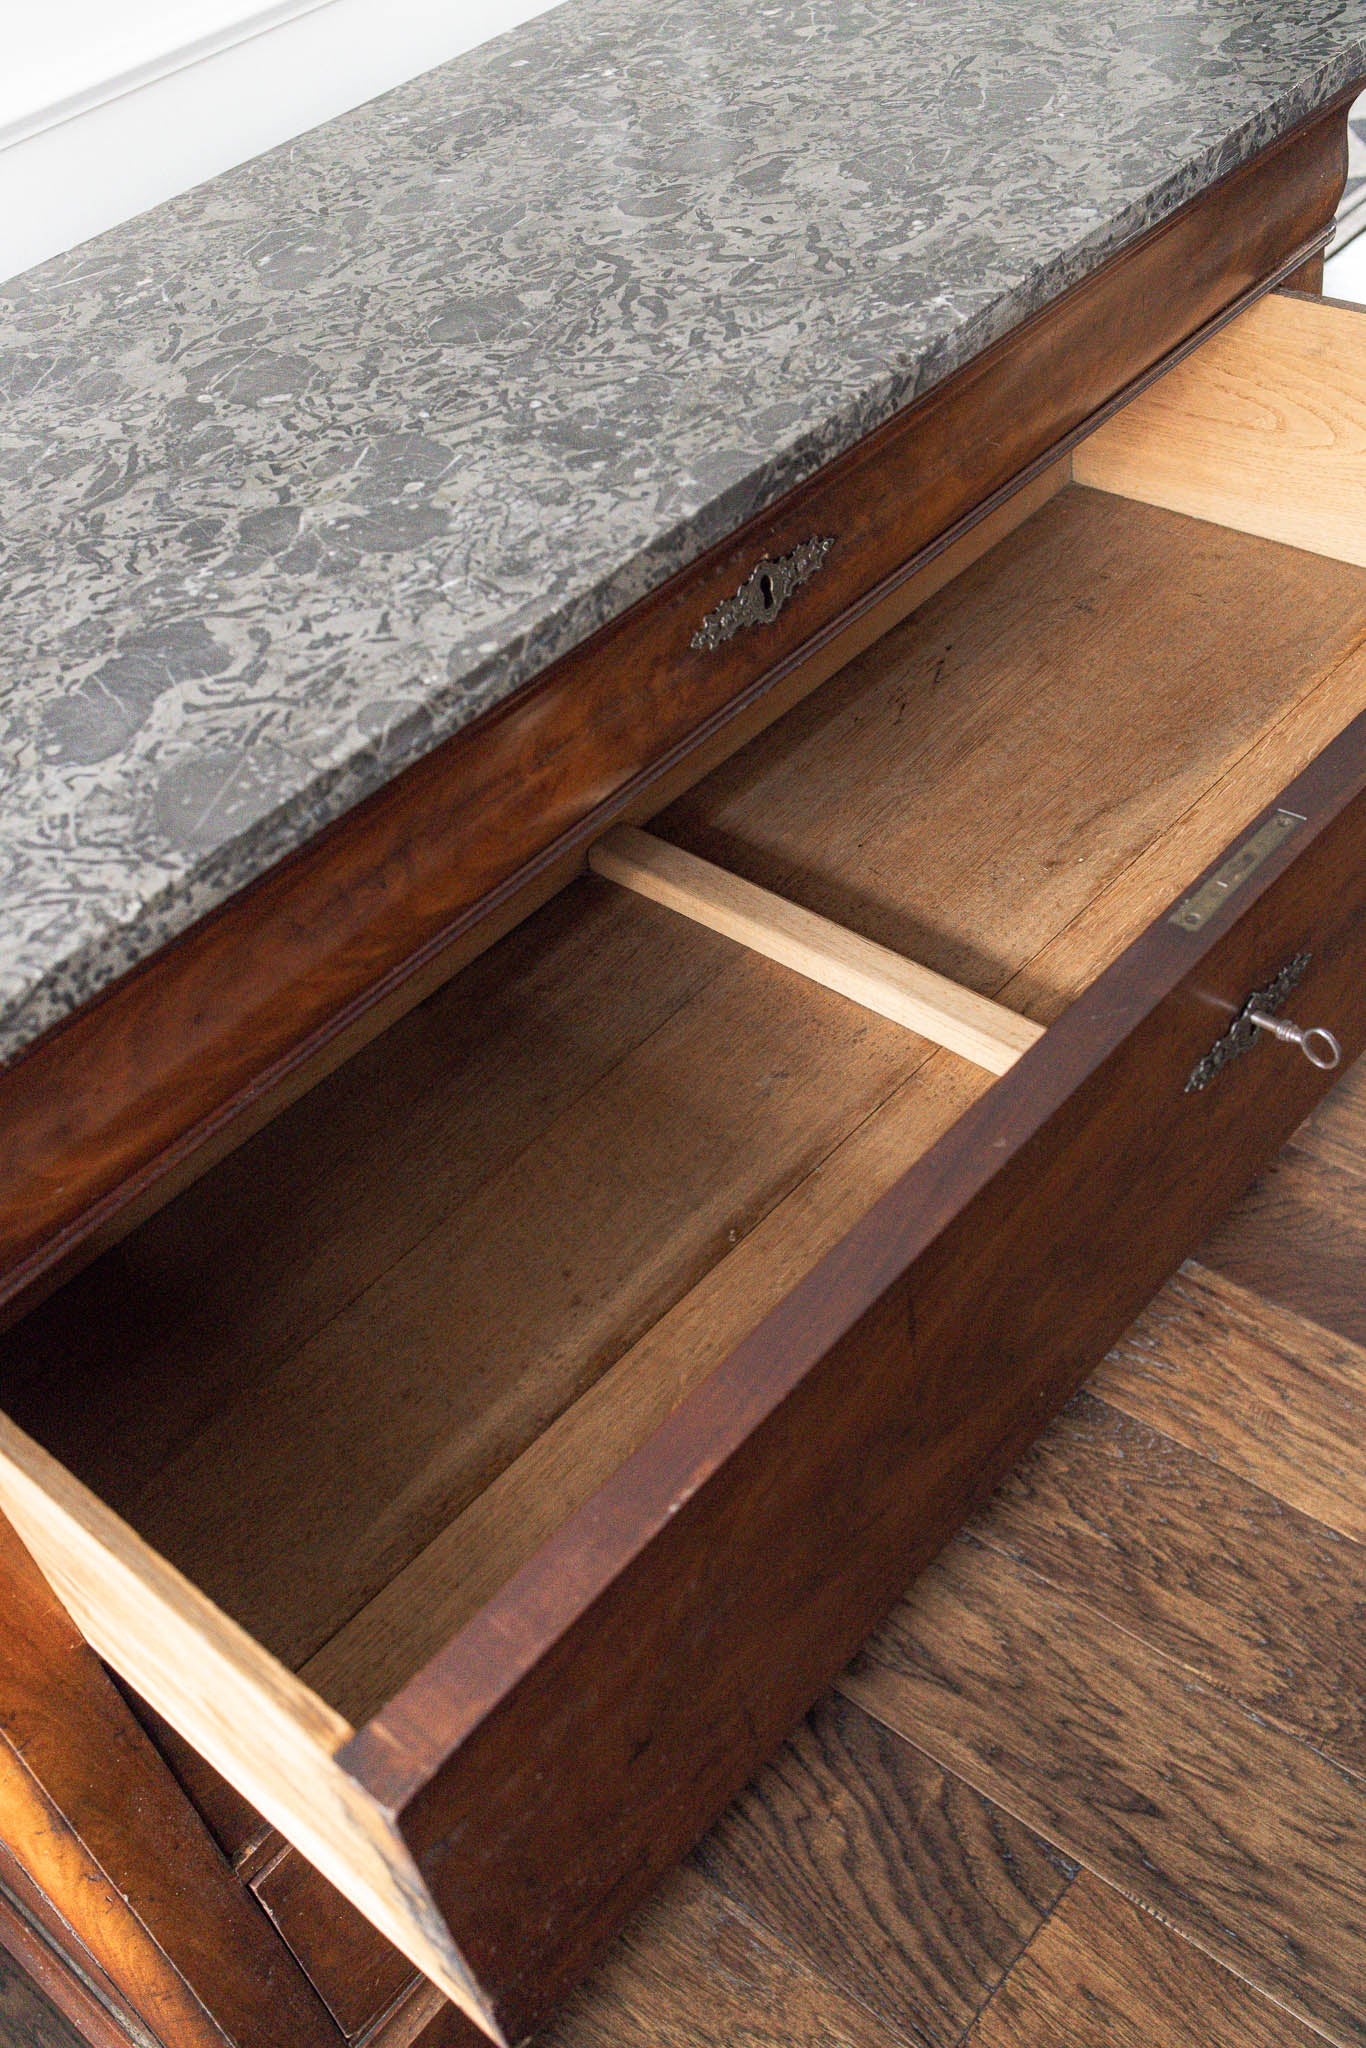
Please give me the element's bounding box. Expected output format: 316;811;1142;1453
337;697;1366;2043
0;1511;343;2048
0;92;1355;1325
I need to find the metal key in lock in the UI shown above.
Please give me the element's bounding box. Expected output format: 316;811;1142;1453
1185;950;1342;1092
1244;1009;1341;1071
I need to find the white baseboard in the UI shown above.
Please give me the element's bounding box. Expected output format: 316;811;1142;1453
0;0;568;286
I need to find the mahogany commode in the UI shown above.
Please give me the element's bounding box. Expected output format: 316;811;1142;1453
1;11;1366;2047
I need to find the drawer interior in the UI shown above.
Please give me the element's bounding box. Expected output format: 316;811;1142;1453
5;475;1366;1728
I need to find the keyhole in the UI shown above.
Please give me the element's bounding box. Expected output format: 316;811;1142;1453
758;570;775;613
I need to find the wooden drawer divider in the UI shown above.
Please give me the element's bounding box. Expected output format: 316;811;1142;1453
588;827;1043;1075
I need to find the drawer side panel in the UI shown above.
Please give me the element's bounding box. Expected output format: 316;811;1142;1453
0;1432;498;2037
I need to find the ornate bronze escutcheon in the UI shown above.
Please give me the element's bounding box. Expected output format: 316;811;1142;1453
691;536;835;651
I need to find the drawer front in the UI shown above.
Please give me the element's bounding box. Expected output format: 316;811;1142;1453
342;710;1366;2045
0;98;1348;1316
121;1699;417;2044
251;1847;417;2042
0;1513;342;2048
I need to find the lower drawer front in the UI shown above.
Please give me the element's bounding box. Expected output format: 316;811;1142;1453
341;714;1366;2044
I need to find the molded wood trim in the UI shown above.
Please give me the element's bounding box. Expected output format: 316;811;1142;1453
0;1511;345;2048
0;1436;499;2037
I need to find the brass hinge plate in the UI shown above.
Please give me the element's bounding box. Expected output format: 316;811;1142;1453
1170;809;1305;934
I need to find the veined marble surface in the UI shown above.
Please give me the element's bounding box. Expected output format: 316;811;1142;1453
2;0;1365;1064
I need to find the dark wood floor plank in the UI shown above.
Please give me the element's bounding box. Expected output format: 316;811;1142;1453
1198;1144;1366;1349
1095;1262;1366;1544
840;1537;1366;2047
968;1388;1366;1775
1282;1054;1366;1185
691;1693;1074;2048
965;1872;1325;2048
538;1861;916;2048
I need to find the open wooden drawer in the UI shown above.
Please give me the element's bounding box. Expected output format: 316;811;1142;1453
1;288;1365;2046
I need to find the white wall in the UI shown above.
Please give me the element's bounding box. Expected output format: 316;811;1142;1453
1325;233;1366;303
0;0;569;285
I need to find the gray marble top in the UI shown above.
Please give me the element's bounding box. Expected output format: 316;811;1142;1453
3;0;1365;1066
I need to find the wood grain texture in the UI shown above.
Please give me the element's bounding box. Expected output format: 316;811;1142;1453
0;476;1058;1512
204;1041;1366;2048
0;1952;86;2048
0;1882;137;2048
1074;291;1366;563
364;1981;486;2048
843;1537;1366;2046
963;1872;1326;2048
0;1426;492;2034
691;1692;1073;2048
1283;1039;1366;1180
1281;253;1327;292
0;460;1072;1356
13;1010;1366;2048
970;1387;1366;1774
0;878;743;1497
16;483;1366;1694
588;827;1042;1073
0;1941;108;2048
0;1961;92;2048
657;491;1366;1006
0;1511;344;2048
5;500;1366;2037
114;1685;276;1877
1096;1260;1366;1544
539;1863;914;2048
8;492;1366;2034
0;103;1347;1313
307;548;1366;1720
0;104;1359;2048
251;1842;415;2043
123;934;940;1666
7;307;1366;2048
299;1058;988;1725
1199;1140;1366;1348
15;470;1366;1534
339;696;1366;2043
